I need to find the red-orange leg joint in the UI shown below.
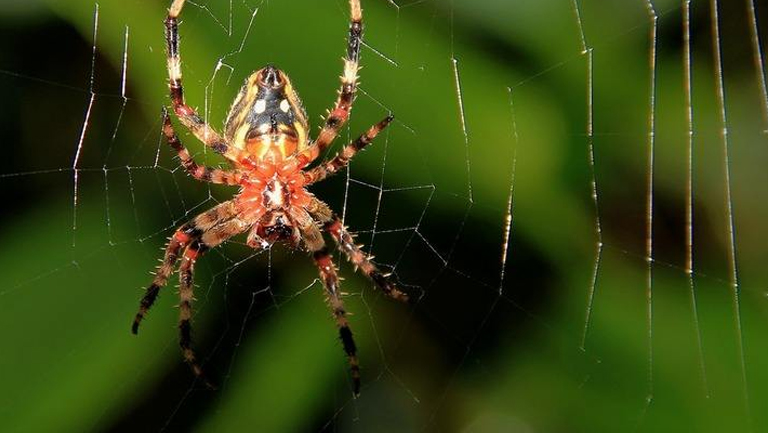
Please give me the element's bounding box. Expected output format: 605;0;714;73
331;107;350;123
174;105;195;118
327;219;343;238
174;230;192;245
184;246;201;261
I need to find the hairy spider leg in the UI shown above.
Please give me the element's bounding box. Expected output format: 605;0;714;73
312;244;362;396
165;0;254;167
177;217;251;388
302;198;407;301
305;115;393;185
325;216;409;302
279;207;360;395
296;0;364;167
162;107;242;185
132;200;240;334
177;239;211;387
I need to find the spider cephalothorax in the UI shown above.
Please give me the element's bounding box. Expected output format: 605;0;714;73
131;0;408;396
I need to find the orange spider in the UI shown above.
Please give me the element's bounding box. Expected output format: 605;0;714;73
131;0;408;396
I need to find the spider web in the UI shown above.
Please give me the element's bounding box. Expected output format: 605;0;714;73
1;0;767;431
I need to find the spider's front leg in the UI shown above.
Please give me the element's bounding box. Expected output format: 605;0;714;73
162;108;241;185
303;0;365;165
165;0;251;166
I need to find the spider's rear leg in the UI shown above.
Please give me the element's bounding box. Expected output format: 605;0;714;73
313;246;361;396
325;216;409;302
132;200;239;334
177;217;250;388
177;239;213;388
132;224;197;334
295;210;362;396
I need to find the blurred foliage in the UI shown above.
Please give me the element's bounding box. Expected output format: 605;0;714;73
1;0;768;432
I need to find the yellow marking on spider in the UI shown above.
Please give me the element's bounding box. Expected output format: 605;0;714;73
169;0;185;18
294;121;308;151
233;123;251;151
283;78;307;127
167;58;182;81
233;75;263;128
343;59;358;84
350;0;361;21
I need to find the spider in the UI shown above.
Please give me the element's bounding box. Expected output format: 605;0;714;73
131;0;408;395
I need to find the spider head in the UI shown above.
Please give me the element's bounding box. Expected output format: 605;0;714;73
225;65;310;161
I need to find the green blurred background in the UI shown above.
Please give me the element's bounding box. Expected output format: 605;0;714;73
2;0;768;431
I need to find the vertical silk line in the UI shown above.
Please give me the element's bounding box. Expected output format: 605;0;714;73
72;4;99;250
682;0;710;398
710;0;750;426
569;0;602;351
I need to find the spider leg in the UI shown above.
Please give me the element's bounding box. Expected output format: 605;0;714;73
177;239;210;386
165;0;253;166
325;215;409;302
298;0;364;166
313;247;361;396
292;209;361;395
177;217;251;388
132;200;239;334
162;108;241;185
304;115;393;185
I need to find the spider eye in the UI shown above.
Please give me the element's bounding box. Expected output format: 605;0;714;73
258;65;284;88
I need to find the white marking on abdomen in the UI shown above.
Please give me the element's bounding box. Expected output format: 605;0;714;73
254;99;267;114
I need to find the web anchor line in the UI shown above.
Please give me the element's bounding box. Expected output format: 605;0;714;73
745;0;768;133
569;0;603;353
500;88;519;295
638;1;659;427
72;4;99;251
682;0;709;399
710;0;750;426
451;57;473;203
